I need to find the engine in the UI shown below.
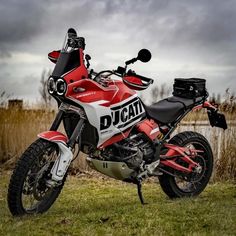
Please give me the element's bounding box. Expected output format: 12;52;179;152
97;133;155;170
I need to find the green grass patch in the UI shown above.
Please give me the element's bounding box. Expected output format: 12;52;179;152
0;172;236;236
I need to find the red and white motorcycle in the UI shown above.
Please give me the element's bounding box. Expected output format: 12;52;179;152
8;28;227;216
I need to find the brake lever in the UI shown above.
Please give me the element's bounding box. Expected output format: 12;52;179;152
85;54;91;69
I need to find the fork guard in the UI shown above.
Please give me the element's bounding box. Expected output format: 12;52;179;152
38;131;73;182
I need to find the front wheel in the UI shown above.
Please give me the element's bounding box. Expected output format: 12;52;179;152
158;131;213;198
8;139;66;216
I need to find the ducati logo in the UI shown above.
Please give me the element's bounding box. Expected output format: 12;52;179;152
100;98;144;130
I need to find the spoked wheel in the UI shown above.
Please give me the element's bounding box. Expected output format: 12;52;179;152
8;139;67;216
159;131;213;198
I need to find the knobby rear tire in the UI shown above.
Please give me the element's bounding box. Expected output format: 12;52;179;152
158;131;213;198
7;139;67;216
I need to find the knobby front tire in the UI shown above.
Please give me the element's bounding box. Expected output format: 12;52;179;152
159;131;214;198
8;139;67;216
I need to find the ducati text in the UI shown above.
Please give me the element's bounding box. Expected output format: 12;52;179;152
100;97;144;130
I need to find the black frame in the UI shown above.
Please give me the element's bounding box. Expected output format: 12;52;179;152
50;107;98;149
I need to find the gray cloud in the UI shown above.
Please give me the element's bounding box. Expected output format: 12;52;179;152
0;48;11;58
1;0;236;57
0;0;46;54
0;0;236;101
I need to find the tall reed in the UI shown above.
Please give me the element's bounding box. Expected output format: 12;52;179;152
215;129;236;182
0;108;55;167
0;107;235;181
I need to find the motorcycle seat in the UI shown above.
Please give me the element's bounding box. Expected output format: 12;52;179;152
144;96;203;124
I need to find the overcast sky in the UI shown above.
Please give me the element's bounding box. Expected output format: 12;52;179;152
0;0;236;103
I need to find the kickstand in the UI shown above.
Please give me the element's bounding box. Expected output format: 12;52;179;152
137;179;147;205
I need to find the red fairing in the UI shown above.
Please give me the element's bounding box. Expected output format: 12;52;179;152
38;131;68;144
100;81;136;106
66;79;136;105
136;119;161;140
193;101;217;111
64;49;88;83
48;50;60;63
98;129;132;149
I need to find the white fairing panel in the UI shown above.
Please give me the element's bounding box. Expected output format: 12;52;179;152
69;94;145;147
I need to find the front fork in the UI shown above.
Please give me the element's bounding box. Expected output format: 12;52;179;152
45;110;85;184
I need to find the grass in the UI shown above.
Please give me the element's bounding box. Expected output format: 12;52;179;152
0;172;236;236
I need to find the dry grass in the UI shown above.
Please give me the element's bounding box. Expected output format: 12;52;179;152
215;129;236;181
182;104;236;122
0;108;55;166
0;107;235;181
0;108;89;173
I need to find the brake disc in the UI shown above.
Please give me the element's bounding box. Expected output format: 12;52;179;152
32;163;51;201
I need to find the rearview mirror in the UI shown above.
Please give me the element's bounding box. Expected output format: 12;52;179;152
125;48;152;66
137;49;152;63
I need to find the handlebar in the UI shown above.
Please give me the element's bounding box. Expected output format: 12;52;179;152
90;68;153;87
92;70;117;82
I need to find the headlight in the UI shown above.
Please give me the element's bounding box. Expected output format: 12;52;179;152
56;78;67;95
47;77;67;96
48;77;56;94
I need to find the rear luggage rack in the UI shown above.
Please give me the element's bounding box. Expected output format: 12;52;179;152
173;78;207;99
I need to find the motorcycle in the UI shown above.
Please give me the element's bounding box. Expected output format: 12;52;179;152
8;28;227;216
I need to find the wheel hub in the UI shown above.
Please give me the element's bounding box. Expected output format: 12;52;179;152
188;155;206;183
194;165;202;174
33;163;51;201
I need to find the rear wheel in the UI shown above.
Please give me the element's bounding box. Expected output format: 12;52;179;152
8;139;66;216
158;131;213;198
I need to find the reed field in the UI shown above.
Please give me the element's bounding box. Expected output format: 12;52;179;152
0;105;235;181
0;107;89;172
0;108;55;168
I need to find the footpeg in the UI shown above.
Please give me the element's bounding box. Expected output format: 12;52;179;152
145;159;160;175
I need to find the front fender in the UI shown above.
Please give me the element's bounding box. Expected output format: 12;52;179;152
38;131;68;145
38;131;72;182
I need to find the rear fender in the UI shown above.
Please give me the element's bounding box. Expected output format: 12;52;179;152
193;102;227;130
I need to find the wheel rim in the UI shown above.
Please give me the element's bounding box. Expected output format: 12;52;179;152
21;146;58;213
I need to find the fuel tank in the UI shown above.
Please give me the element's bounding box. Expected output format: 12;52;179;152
65;79;146;147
